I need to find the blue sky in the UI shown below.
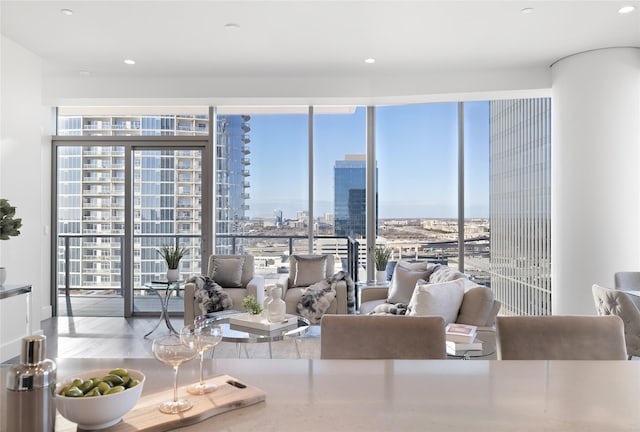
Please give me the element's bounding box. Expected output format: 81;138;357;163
247;102;490;220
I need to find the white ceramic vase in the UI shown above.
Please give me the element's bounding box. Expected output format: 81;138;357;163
0;267;6;285
263;285;274;319
267;286;286;323
376;270;387;283
166;268;179;282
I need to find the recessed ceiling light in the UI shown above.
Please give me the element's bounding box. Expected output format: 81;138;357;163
224;23;241;30
618;6;635;14
79;71;91;77
60;8;73;16
124;59;136;65
364;58;376;64
520;7;534;14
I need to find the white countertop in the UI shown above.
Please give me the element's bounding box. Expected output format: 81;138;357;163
3;358;639;431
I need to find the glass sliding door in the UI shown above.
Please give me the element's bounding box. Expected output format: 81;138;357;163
132;148;203;314
56;145;127;317
54;136;209;317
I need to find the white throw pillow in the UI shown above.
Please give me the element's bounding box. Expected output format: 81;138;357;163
387;265;431;304
407;279;465;324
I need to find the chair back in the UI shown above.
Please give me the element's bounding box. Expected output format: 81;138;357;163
207;254;255;287
592;284;640;357
614;272;640;290
496;315;627;360
320;315;447;359
288;254;335;287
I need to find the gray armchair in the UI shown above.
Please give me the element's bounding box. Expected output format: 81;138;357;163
614;272;640;290
276;254;348;315
184;254;264;325
592;283;640;359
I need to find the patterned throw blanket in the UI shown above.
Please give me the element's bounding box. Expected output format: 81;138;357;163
369;302;408;315
187;275;233;315
296;271;355;324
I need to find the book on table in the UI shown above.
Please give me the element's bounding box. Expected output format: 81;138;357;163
445;323;478;343
446;339;483;355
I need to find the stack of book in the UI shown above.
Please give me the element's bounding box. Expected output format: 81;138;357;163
445;323;483;355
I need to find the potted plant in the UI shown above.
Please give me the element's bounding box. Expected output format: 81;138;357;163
156;244;187;282
242;295;263;319
0;198;23;285
372;245;392;283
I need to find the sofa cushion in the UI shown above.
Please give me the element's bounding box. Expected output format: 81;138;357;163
407;279;465;324
457;283;497;327
211;256;245;288
387;264;432;304
207;254;254;286
293;255;328;287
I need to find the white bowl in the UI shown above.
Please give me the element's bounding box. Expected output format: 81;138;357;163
56;368;145;430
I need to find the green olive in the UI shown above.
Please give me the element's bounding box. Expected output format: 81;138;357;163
126;379;139;389
108;368;129;378
58;385;70;396
78;379;95;393
102;374;125;386
104;385;125;395
83;387;101;397
70;378;83;388
64;386;84;397
96;381;111;393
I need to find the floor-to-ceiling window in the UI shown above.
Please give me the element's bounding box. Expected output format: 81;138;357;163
375;103;460;271
214;108;309;283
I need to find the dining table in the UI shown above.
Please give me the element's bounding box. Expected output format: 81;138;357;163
2;357;639;431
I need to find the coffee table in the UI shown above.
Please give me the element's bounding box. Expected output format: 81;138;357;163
198;311;311;359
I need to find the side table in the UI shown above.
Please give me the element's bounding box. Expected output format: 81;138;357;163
144;281;183;338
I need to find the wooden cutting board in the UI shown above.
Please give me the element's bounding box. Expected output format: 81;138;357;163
55;374;266;432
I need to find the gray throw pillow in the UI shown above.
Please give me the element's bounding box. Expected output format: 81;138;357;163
293;255;327;287
211;256;245;288
387;265;431;304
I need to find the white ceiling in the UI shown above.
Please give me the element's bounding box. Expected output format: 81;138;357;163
1;0;639;104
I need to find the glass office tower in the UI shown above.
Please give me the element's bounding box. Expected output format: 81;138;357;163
489;98;552;316
334;155;366;238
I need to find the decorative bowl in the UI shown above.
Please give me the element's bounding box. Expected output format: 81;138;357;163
56;368;145;430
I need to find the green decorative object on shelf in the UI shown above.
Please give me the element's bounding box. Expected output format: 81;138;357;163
242;295;263;315
0;198;22;241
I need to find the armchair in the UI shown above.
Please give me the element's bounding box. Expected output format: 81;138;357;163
184;254;265;325
276;254;349;315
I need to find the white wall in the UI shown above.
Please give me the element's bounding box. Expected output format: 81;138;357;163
1;35;52;330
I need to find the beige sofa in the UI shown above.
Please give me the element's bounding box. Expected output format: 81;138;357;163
359;261;501;333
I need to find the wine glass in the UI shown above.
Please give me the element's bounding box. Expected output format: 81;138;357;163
151;334;197;414
181;319;223;395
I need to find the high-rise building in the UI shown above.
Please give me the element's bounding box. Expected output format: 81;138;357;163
334;155;367;238
489;98;552;316
215;114;252;254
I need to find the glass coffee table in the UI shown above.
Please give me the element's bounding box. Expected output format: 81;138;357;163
197;311;311;359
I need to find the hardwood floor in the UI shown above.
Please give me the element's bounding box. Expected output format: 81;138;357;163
2;316;321;364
